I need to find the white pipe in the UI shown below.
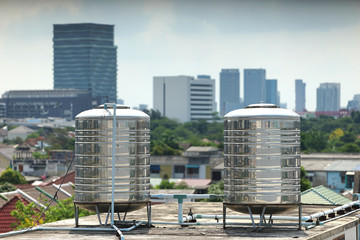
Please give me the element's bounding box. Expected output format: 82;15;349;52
0;222;147;238
194;214;308;221
111;103;116;227
178;202;183;223
17;189;46;209
52;184;72;198
306;201;360;221
112;225;125;240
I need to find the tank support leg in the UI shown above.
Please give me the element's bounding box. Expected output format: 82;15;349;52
95;205;103;227
104;205;111;226
267;213;273;227
223;204;226;229
147;202;152;227
117;212;121;221
247;206;256;230
298;204;302;230
123;212;127;221
74;204;79;227
257;207;267;231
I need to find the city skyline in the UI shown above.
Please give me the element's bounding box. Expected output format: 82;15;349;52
0;0;359;112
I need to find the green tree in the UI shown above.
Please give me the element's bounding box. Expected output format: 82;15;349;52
33;152;49;160
339;143;360;153
0;168;27;184
175;181;189;189
11;197;94;230
300;167;312;192
156;179;175;189
10;201;43;230
0;182;17;193
206;180;224;202
329;128;344;141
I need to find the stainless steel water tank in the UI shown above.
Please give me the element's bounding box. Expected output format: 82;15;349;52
224;103;301;214
74;104;150;212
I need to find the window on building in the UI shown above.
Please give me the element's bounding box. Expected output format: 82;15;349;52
186;165;199;179
174;165;185;178
150;165;160;178
340;172;346;183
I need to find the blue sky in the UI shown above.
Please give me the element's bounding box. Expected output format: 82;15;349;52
0;0;359;111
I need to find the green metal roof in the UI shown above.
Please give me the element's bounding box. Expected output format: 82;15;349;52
301;185;351;205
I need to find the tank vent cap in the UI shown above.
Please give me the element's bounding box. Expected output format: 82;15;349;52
97;104;130;109
245;103;279;109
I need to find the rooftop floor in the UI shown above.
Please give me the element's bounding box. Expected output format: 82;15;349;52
2;202;360;240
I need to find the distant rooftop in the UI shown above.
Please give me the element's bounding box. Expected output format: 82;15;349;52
301;185;352;205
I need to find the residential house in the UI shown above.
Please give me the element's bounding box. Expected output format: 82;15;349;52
150;147;222;180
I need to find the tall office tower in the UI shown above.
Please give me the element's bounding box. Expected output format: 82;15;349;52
244;69;266;106
53;23;117;103
153;75;216;123
220;69;240;116
316;83;341;112
265;79;278;105
347;94;360;111
295;79;306;112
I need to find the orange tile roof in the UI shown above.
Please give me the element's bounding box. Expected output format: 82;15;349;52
44;170;75;186
0;195;30;233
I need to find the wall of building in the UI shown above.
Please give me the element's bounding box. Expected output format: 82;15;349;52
153;76;190;122
327;171;346;193
153;75;216;122
324;224;357;240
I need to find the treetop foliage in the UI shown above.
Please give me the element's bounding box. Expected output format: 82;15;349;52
0;168;27;185
301;111;360;153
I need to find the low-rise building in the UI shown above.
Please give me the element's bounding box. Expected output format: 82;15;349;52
0;89;101;120
150;147;222;180
301;153;360;193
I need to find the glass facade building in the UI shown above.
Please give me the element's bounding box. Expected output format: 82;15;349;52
316;83;340;112
53;23;117;103
265;79;278;105
295;79;306;112
244;69;266;106
220;69;241;116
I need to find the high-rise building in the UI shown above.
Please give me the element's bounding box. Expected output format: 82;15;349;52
244;69;266;106
347;94;360;111
295;79;306;112
316;83;341;112
265;79;278;105
153;75;216;122
53;23;117;103
220;69;240;116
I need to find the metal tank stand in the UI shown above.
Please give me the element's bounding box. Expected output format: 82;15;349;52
223;203;302;230
74;202;152;228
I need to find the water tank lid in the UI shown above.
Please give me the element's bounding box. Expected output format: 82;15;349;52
75;104;150;119
225;103;299;119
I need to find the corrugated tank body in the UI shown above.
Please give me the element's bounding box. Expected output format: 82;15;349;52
74;104;150;212
224;104;301;214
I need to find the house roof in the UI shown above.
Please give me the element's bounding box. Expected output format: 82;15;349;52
0;194;30;233
8;125;36;134
301;185;352;205
185;146;218;152
301;160;360;172
176;179;212;189
41;170;75;186
0;184;74;209
0;146;15;161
